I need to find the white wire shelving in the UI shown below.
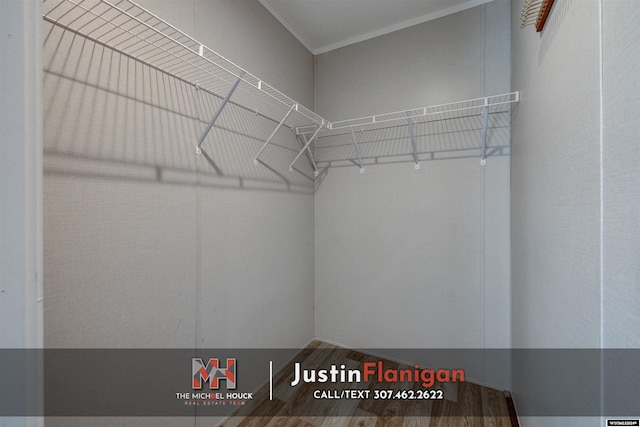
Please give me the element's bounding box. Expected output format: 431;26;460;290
43;0;519;176
42;0;327;160
299;92;519;172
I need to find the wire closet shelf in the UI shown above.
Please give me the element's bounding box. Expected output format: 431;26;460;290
43;0;519;175
42;0;326;126
300;92;520;172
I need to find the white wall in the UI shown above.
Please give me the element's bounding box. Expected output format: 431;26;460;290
511;0;640;425
37;0;640;423
314;1;511;119
510;1;601;425
42;0;315;351
1;0;43;350
511;0;602;350
602;0;640;350
600;0;640;421
42;3;314;425
313;0;512;388
1;1;44;426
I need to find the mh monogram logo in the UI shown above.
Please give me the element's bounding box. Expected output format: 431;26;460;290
192;358;237;390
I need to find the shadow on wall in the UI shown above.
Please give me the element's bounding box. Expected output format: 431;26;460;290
43;21;512;195
43;22;316;196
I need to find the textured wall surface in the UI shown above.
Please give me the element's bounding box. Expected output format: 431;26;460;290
43;0;315;352
601;0;640;419
313;0;512;389
43;4;315;425
602;0;640;350
35;0;640;425
0;0;43;352
511;0;601;349
511;0;640;425
510;1;601;425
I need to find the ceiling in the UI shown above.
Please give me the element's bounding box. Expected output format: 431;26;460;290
258;0;495;55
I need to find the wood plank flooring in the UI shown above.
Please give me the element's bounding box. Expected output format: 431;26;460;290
221;341;518;427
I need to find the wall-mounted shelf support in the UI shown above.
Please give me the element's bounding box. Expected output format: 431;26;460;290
196;71;245;154
348;126;365;173
406;113;420;170
299;133;319;177
480;100;489;166
289;122;326;172
44;0;518;179
254;103;296;165
520;0;556;31
307;92;518;171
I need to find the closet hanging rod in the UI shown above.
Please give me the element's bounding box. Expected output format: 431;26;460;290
43;0;327;129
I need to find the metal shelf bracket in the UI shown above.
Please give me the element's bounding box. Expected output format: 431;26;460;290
196;71;245;154
254;104;297;165
348;126;365;173
480;99;489;166
406;113;420;170
299;133;319;177
289;121;326;172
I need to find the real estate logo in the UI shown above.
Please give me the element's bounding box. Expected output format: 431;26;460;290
176;357;251;408
192;357;236;390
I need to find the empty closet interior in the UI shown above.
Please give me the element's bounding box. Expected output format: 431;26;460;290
42;0;513;383
39;2;640;424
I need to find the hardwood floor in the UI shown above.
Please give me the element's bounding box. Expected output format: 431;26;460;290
220;341;518;427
